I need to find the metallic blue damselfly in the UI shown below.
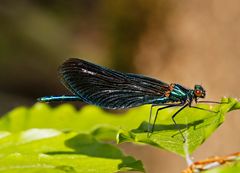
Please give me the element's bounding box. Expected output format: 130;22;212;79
38;58;220;142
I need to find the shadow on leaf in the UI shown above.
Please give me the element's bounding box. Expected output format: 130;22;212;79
46;133;144;172
131;120;204;134
46;133;123;159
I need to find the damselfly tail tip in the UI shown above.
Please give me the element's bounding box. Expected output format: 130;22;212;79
37;97;46;102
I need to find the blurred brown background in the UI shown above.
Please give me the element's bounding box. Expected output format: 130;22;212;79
0;1;240;172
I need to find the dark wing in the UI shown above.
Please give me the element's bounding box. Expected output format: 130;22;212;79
58;58;170;109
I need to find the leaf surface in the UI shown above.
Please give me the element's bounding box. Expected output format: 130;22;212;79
0;129;144;173
117;98;240;156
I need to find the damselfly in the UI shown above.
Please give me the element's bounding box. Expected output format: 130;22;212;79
38;58;219;142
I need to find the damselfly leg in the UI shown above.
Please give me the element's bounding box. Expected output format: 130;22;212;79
147;103;183;137
147;101;223;143
190;100;227;113
171;104;189;143
198;101;223;104
148;104;158;136
189;106;218;113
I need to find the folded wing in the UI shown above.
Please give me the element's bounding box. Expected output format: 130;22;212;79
59;58;170;109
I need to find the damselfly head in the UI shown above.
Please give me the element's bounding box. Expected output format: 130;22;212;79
194;85;206;98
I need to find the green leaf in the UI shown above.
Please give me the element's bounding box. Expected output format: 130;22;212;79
0;102;147;172
117;98;240;156
0;129;144;173
0;103;148;139
1;97;239;157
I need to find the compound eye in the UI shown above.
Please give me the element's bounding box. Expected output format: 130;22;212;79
194;90;202;97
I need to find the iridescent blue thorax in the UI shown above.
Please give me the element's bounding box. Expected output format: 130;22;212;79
167;83;193;103
150;83;194;105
